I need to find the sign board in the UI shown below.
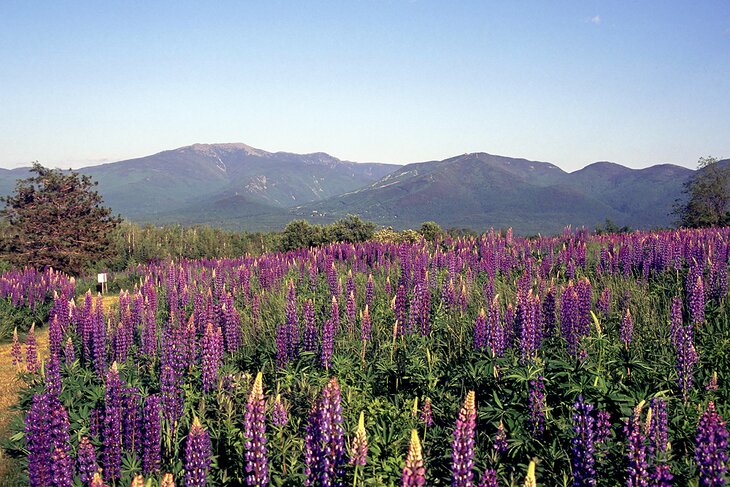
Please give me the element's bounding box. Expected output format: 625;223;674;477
97;273;108;283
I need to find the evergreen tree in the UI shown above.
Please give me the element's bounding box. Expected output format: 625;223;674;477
1;163;121;275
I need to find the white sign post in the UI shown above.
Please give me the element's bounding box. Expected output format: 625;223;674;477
97;273;108;294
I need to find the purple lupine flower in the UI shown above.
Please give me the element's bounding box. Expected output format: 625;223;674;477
122;387;142;453
141;394;162;475
492;421;507;456
201;323;224;392
366;273;374;309
346;290;356;333
25;323;39;373
11;328;22;369
276;322;290;369
402;429;426;487
621;309;634;350
63;336;75;366
487;296;505;357
51;446;74;487
272;394;289;427
595;410;612;444
695;401;729;487
650;464;673;487
185;417;213;487
560;283;581;355
361;304;372;343
648;398;669;461
103;362;123;481
676;323;698;402
473;308;488;351
670;296;683;348
45;353;62;397
542;285;557;336
77;436;99;484
478;469;498;487
420;398;433;427
571;396;597;487
597;287;611;318
330;295;340;332
302;299;319;353
161;363;184;427
528;376;546;437
687;267;706;325
321;318;335;370
243;372;269;486
395;284;408;333
350;411;368;466
25;393;53;486
451;390;476;487
304;377;345;487
625;403;649;487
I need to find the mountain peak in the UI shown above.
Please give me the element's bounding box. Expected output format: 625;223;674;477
180;143;269;157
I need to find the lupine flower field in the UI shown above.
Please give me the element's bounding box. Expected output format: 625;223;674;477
3;227;730;486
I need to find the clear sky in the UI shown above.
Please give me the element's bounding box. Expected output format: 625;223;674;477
1;1;728;171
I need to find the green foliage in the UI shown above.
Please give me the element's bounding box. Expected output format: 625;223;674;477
324;215;376;244
280;220;324;252
0;163;121;276
673;156;730;228
280;216;376;252
419;221;442;242
594;218;631;235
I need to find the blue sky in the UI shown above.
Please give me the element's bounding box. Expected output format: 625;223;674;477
1;1;728;170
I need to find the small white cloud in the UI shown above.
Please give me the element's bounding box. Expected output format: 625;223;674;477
590;15;601;25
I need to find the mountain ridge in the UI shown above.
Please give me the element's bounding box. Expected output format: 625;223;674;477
0;143;725;234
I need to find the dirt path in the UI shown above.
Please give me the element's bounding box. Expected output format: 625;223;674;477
0;327;49;480
0;295;118;482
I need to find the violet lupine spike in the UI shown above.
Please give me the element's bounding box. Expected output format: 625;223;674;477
11;327;22;369
402;429;426;487
478;469;499;487
676;323;698;402
625;403;649;487
304;377;346;487
321;318;335;370
595;410;612;444
487;296;505;357
63;336;75;366
571;396;597;487
492;421;507;456
361;304;372;343
451;390;477;487
346;290;356;333
420;398;433;427
51;446;74;487
302;299;319;353
25;323;39;374
243;372;269;487
185;416;213;487
272;394;289;427
621;309;634;350
25;393;53;486
473;308;488;351
45;352;62;397
77;436;100;484
330;295;340;332
103;362;123;481
695;401;729;487
647;398;669;461
142;394;162;475
121;387;142;453
395;285;408;334
366;273;374;309
350;411;368;466
275;322;289;369
161;363;184;427
201;323;223;393
528;376;546;438
687;268;705;325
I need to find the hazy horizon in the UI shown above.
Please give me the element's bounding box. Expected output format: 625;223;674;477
1;1;728;171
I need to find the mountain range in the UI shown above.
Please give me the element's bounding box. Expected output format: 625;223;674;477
0;143;722;234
